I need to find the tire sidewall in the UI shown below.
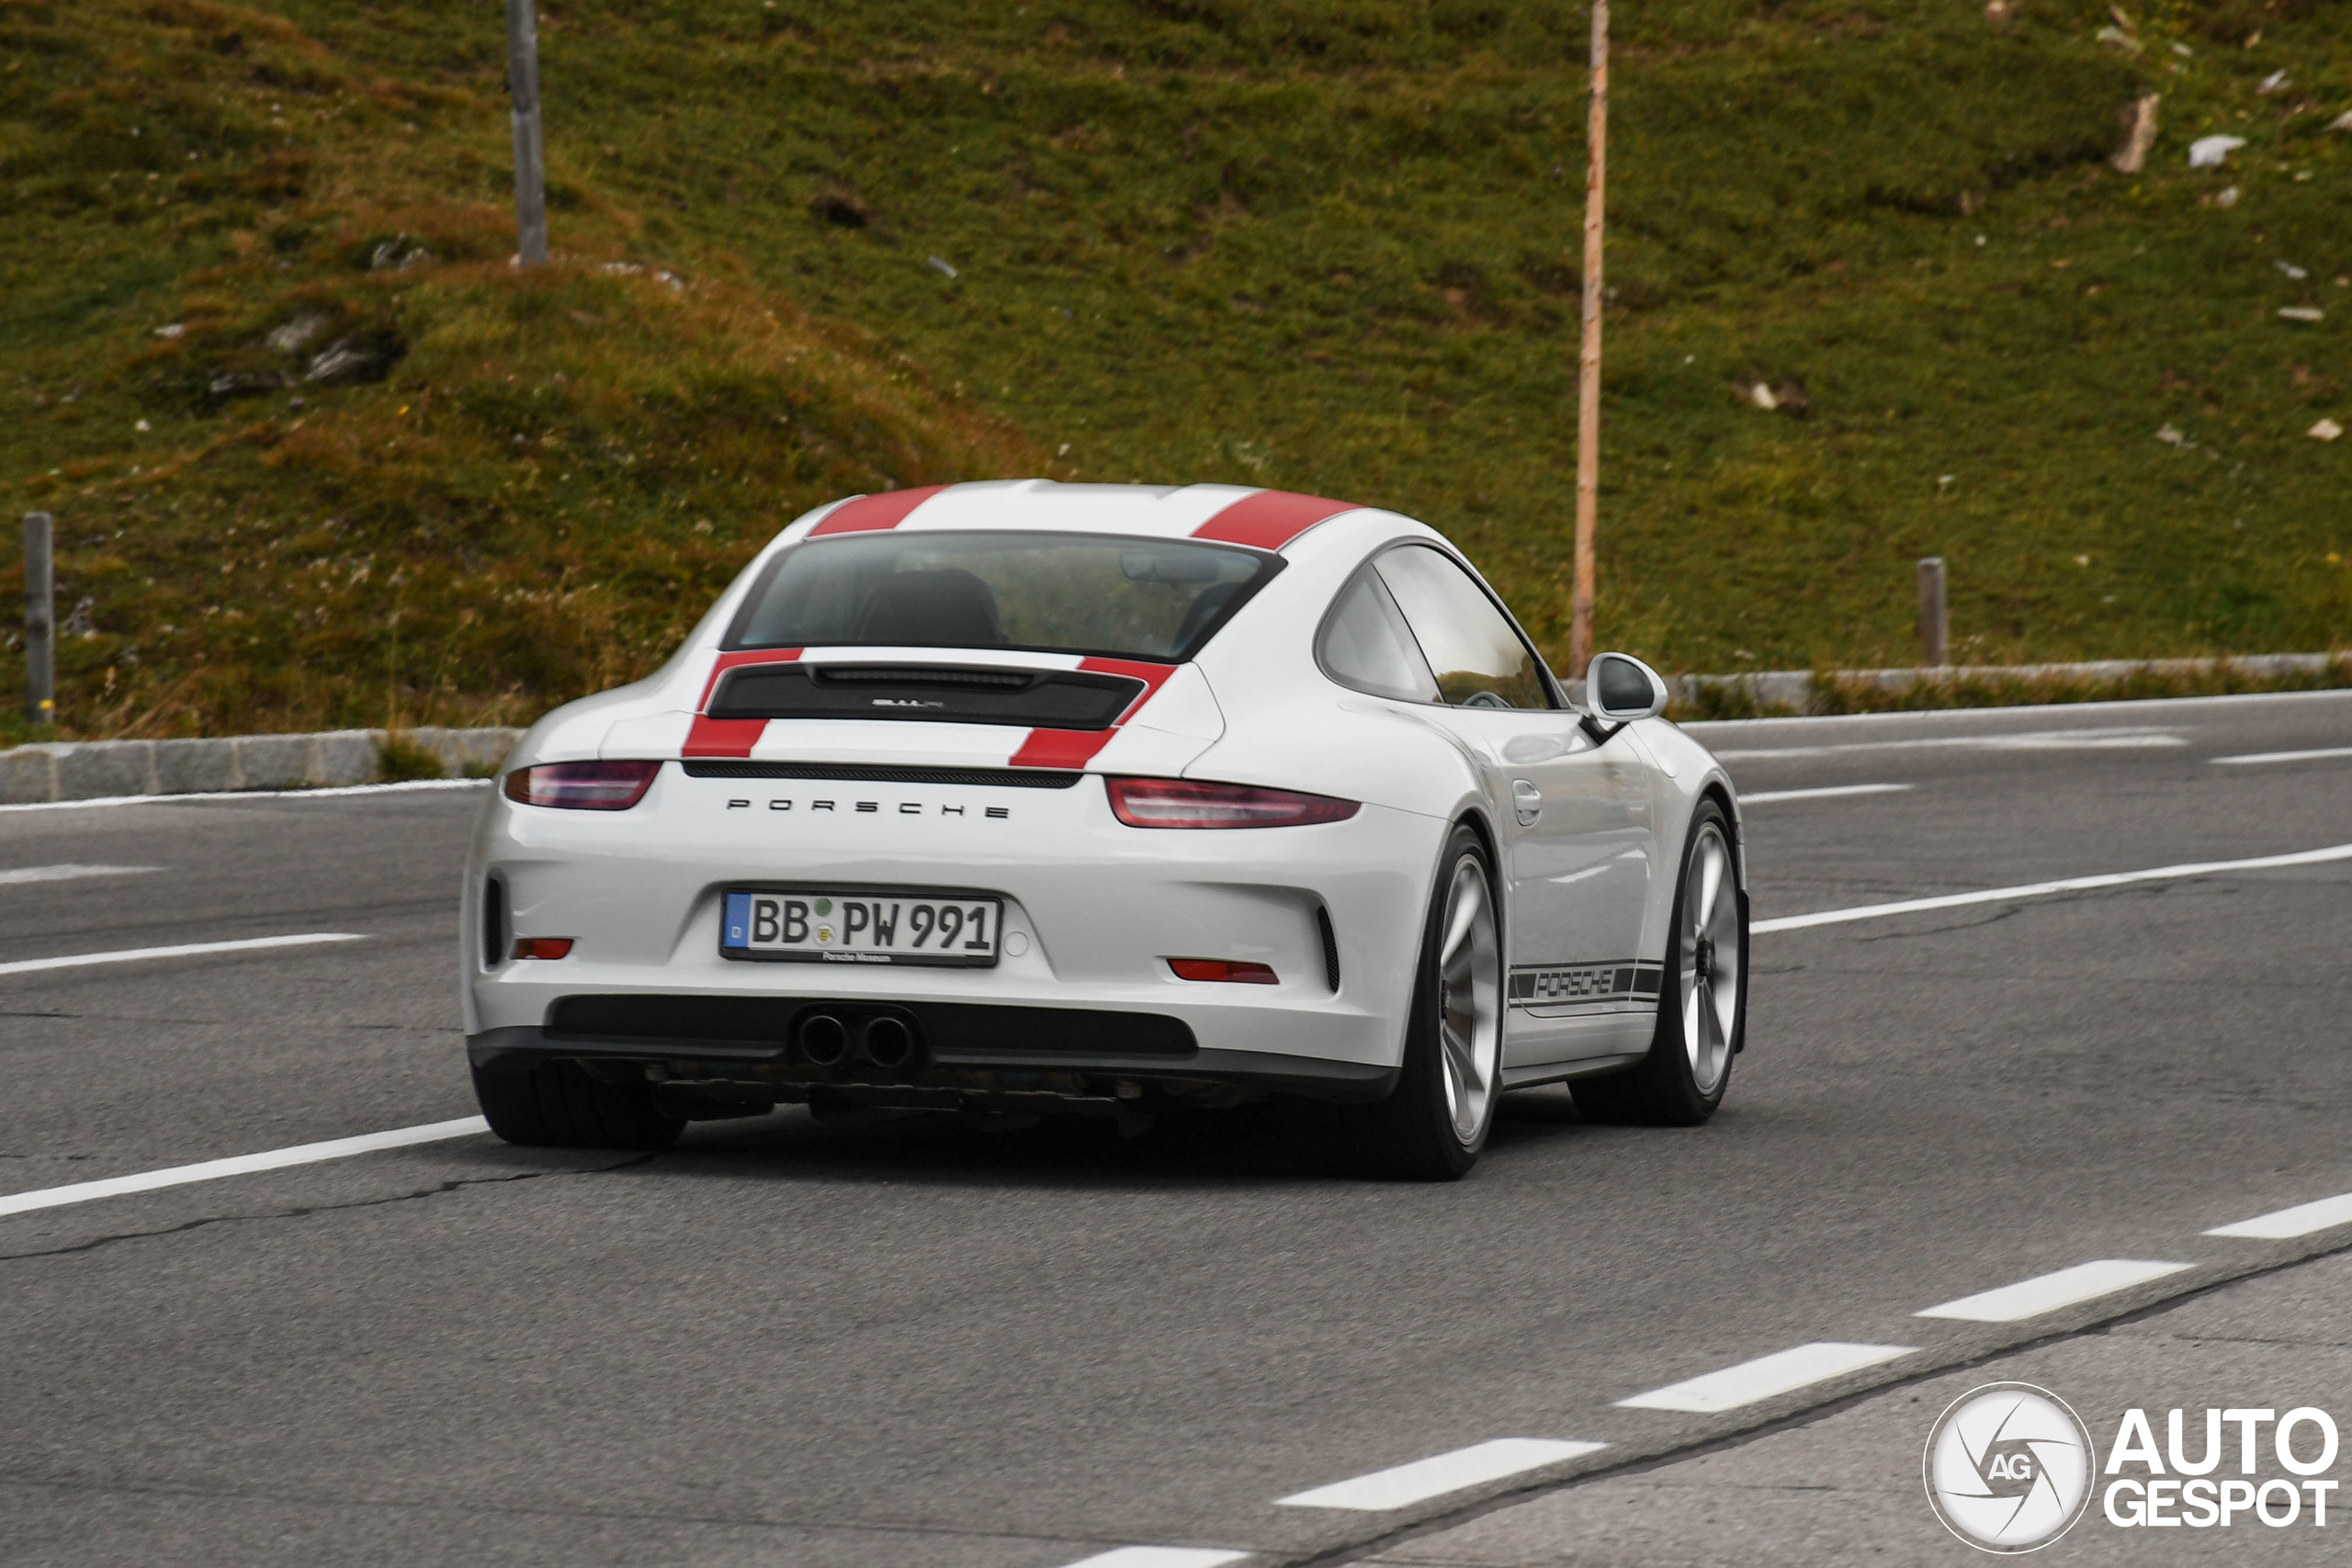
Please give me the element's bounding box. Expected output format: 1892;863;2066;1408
1404;826;1502;1172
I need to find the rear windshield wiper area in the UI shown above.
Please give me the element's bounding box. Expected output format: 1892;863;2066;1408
707;663;1146;730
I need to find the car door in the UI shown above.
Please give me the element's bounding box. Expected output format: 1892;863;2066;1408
1347;545;1658;1067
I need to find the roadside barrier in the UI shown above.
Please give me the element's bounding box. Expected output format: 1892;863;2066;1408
0;727;521;805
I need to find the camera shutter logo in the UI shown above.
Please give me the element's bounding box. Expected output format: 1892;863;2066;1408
1923;1382;2097;1552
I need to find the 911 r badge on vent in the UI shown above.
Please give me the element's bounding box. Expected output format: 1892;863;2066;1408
721;889;1001;967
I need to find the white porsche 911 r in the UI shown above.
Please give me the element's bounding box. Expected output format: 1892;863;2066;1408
464;481;1747;1179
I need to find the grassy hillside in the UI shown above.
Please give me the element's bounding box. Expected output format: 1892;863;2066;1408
3;0;2348;739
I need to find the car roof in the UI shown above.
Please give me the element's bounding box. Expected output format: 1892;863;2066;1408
779;479;1388;553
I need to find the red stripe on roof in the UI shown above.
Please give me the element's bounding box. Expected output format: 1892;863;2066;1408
808;485;952;536
1191;490;1359;550
1009;658;1177;771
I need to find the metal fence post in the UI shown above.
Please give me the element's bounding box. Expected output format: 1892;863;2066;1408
24;511;54;727
1917;556;1949;669
506;0;548;267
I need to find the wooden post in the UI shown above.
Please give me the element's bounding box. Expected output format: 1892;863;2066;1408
1567;0;1609;679
506;0;548;267
1917;557;1949;669
24;511;54;728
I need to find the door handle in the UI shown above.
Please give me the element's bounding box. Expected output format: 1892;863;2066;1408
1510;777;1543;826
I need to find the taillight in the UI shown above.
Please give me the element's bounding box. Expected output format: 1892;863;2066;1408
1105;776;1359;829
1169;958;1278;984
503;761;662;810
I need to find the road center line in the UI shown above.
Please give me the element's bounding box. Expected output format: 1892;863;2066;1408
1055;1550;1250;1568
0;931;366;977
1713;728;2183;761
2211;746;2352;765
0;863;161;886
1751;840;2352;935
1277;1438;1608;1511
0;1117;488;1220
1615;1343;1915;1414
1916;1259;2191;1323
1738;784;1911;805
2206;1191;2352;1239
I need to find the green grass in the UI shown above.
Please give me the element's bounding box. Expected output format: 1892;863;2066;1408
3;0;2348;740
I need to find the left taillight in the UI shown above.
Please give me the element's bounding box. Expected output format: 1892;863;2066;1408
502;761;662;810
1105;776;1359;829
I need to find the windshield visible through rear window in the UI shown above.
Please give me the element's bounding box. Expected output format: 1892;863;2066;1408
724;531;1281;661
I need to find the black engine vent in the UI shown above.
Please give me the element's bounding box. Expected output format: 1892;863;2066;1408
709;663;1144;730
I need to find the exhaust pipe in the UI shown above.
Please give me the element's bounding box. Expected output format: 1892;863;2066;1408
858;1015;916;1070
797;1012;849;1067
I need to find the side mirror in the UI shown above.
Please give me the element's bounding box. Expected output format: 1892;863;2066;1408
1587;651;1669;722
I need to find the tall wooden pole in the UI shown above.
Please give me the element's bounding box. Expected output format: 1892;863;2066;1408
1568;0;1609;679
23;512;53;728
506;0;548;267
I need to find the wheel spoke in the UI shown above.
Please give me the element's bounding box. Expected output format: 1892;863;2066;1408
1441;874;1483;966
1695;839;1723;931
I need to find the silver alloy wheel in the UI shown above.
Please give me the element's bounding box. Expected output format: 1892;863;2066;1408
1436;855;1502;1145
1679;822;1741;1096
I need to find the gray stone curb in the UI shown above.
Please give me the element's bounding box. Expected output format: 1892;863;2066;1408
0;727;522;806
1668;651;2348;715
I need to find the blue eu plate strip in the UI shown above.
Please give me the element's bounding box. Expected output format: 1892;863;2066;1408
723;891;752;948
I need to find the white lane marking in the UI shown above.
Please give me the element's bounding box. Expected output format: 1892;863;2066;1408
2211;746;2352;766
0;863;161;886
1916;1259;2192;1323
2206;1191;2352;1239
0;778;490;815
1712;728;2184;761
1277;1438;1607;1511
0;1117;488;1220
0;931;365;977
1684;684;2352;735
1738;784;1912;805
1752;840;2352;935
1614;1343;1915;1414
1054;1551;1250;1568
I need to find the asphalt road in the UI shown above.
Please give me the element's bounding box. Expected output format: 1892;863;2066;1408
4;690;2349;1567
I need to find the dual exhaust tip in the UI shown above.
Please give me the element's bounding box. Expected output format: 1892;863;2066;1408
796;1010;918;1074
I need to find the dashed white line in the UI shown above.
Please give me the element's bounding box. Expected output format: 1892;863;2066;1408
0;863;161;886
2211;746;2352;766
2206;1191;2352;1239
0;1117;487;1220
1751;840;2352;935
1916;1259;2192;1323
0;778;490;815
1277;1438;1607;1511
1614;1343;1915;1414
1713;728;2184;761
1738;784;1912;805
1055;1550;1249;1568
0;931;365;977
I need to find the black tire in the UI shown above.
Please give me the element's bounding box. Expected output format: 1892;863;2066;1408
1573;798;1747;1127
1357;825;1504;1180
471;1061;685;1150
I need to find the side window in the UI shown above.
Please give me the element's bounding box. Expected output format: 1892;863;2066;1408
1372;546;1555;710
1317;568;1441;703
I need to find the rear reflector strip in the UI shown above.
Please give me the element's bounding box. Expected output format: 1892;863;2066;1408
1170;958;1278;985
513;938;574;960
1192;489;1360;549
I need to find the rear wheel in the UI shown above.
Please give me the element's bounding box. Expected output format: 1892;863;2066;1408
471;1062;684;1150
1358;826;1503;1179
1573;800;1746;1126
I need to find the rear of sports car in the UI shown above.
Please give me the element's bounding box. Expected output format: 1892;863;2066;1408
461;490;1441;1143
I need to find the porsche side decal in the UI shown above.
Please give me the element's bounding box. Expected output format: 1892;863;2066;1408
1508;962;1663;1007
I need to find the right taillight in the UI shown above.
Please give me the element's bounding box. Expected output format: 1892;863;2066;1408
503;761;662;810
1104;776;1360;829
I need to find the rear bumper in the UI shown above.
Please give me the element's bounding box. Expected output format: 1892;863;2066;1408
468;1022;1400;1105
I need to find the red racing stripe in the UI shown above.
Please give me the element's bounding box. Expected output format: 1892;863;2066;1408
808;484;952;536
1008;658;1176;771
683;647;803;759
1191;489;1359;550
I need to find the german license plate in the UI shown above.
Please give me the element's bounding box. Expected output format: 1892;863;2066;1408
720;890;1001;966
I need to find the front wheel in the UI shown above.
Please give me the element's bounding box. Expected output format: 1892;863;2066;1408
1357;826;1504;1179
1573;799;1746;1126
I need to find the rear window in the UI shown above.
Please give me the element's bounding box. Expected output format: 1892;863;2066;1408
726;531;1281;661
